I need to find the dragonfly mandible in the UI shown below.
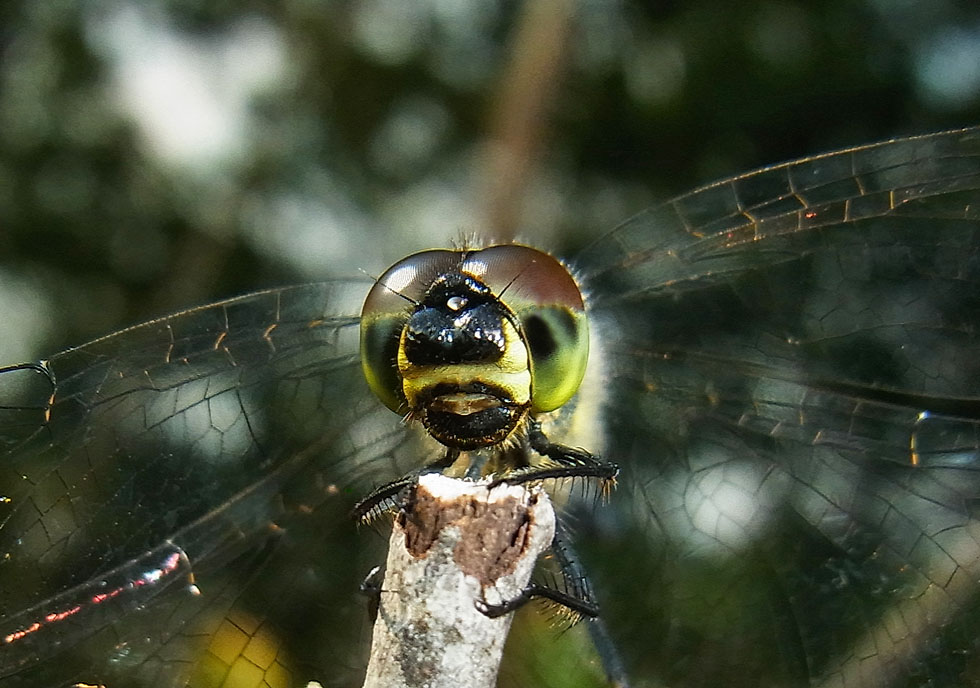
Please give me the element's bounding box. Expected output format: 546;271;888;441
1;127;979;687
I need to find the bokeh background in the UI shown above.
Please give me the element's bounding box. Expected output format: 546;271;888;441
2;1;980;686
3;0;980;363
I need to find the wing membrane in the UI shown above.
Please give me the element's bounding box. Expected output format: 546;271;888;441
3;127;980;687
579;127;980;686
0;280;421;686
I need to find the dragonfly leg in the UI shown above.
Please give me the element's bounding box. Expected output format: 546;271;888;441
475;519;599;619
476;581;599;618
486;419;619;489
359;565;385;622
478;521;632;688
351;447;461;523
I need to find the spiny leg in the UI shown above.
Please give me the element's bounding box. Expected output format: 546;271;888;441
477;520;632;687
488;419;619;489
481;419;618;621
476;519;599;619
351;447;461;523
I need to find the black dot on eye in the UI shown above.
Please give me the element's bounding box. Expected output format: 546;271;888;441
524;314;556;360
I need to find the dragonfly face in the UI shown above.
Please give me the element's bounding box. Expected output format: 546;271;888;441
1;128;980;688
360;245;589;451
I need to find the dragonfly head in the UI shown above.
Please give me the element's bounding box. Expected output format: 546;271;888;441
360;245;590;449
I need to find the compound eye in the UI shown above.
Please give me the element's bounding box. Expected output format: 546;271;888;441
461;245;589;413
361;245;589;417
360;249;462;412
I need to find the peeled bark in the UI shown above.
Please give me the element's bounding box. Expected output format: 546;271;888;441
361;474;555;688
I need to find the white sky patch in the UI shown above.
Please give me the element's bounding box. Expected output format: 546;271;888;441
683;456;777;556
368;95;451;178
127;377;261;466
0;268;53;363
379;174;483;253
351;0;428;65
240;186;383;278
84;3;288;172
914;27;980;109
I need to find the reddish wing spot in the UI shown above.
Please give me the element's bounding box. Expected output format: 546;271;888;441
3;550;185;645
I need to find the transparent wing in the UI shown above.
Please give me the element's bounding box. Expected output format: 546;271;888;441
578;127;980;687
0;281;428;688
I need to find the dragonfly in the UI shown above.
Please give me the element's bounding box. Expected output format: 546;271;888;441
1;126;979;688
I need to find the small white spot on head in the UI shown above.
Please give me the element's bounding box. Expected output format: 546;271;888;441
447;295;467;311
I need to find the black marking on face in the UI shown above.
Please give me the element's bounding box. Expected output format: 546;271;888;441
403;273;510;367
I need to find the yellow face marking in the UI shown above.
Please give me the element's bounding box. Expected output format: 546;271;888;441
397;318;532;412
360;245;591;448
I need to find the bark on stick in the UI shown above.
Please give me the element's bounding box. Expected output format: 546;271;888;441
361;474;555;688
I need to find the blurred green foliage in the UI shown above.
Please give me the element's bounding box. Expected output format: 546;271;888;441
1;1;980;686
2;0;979;360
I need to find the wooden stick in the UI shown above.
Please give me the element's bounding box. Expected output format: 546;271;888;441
361;474;555;688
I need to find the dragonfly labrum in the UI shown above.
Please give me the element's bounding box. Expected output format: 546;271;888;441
1;127;979;687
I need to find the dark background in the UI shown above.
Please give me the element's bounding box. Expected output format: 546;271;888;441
2;0;979;363
2;1;980;686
